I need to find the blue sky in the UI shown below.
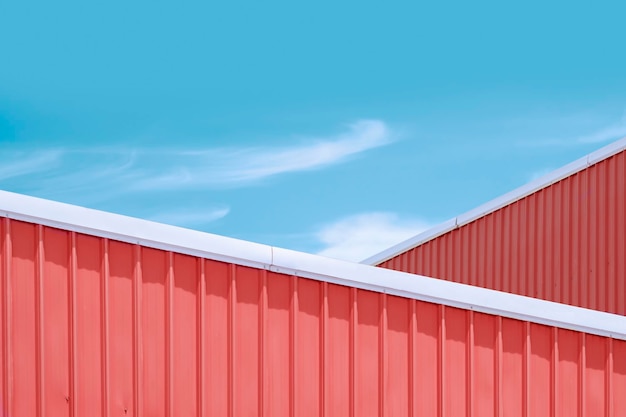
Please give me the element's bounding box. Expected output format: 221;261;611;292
1;0;625;261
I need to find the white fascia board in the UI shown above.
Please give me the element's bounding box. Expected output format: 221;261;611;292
272;247;626;340
0;190;273;269
456;155;587;225
362;136;626;265
2;189;626;340
587;137;626;165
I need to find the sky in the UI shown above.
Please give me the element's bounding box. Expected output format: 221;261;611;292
1;0;625;262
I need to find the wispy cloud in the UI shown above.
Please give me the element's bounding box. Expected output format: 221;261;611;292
148;207;230;227
315;212;432;262
134;119;392;189
1;120;393;230
0;150;63;181
3;119;392;200
519;112;626;147
576;118;626;143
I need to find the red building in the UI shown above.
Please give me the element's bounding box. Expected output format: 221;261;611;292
365;137;626;316
1;187;626;416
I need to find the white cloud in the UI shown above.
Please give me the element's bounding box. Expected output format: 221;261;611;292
148;207;230;227
576;118;626;143
519;112;626;147
134;119;392;189
315;212;432;262
1;119;393;206
0;150;63;180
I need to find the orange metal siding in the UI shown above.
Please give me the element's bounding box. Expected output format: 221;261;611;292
380;150;626;315
2;218;626;416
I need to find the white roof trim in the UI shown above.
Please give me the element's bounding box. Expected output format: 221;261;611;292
362;136;626;265
2;189;626;340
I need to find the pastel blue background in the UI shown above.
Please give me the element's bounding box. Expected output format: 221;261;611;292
2;0;625;260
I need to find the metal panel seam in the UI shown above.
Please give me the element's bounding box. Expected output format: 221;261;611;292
101;239;111;417
438;305;445;417
467;311;473;417
552;327;558;417
495;317;502;417
132;244;143;417
228;264;235;417
2;219;12;416
607;338;613;417
166;252;174;417
349;288;356;417
379;294;386;417
408;300;416;417
197;258;205;417
290;277;297;417
320;282;328;417
259;270;267;417
580;333;586;417
36;225;44;417
69;232;78;417
523;322;530;417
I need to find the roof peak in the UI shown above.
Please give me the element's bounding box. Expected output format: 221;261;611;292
1;188;626;339
362;136;626;265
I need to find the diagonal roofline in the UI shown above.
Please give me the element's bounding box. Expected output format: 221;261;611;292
2;189;626;340
361;136;626;266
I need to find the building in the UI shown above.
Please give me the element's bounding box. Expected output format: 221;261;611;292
1;188;626;416
365;137;626;316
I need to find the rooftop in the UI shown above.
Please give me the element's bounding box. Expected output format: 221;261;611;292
2;188;626;340
362;136;626;265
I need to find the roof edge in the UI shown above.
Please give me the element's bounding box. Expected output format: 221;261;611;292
362;136;626;265
2;189;626;340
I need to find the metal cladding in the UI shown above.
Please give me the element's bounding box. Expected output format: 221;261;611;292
2;218;626;416
379;148;626;315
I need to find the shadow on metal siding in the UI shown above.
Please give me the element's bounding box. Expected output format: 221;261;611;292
381;150;626;316
2;218;626;416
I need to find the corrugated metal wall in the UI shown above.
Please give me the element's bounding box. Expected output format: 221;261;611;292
380;149;626;315
2;218;626;416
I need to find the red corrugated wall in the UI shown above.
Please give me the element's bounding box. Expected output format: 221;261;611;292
380;149;626;315
2;218;626;416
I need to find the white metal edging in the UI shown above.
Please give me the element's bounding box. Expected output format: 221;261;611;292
362;135;626;265
1;189;626;339
271;246;626;340
0;190;273;270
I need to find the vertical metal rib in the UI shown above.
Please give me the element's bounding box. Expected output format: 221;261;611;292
495;317;502;417
379;294;386;417
259;270;267;417
35;225;44;417
101;239;110;417
69;232;77;417
133;244;143;417
408;300;416;417
166;252;174;417
228;264;235;417
523;322;530;417
290;277;298;417
349;288;356;417
552;327;558;417
580;333;586;417
321;282;328;417
197;259;205;417
439;305;445;417
466;311;473;417
607;338;613;417
2;219;13;416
